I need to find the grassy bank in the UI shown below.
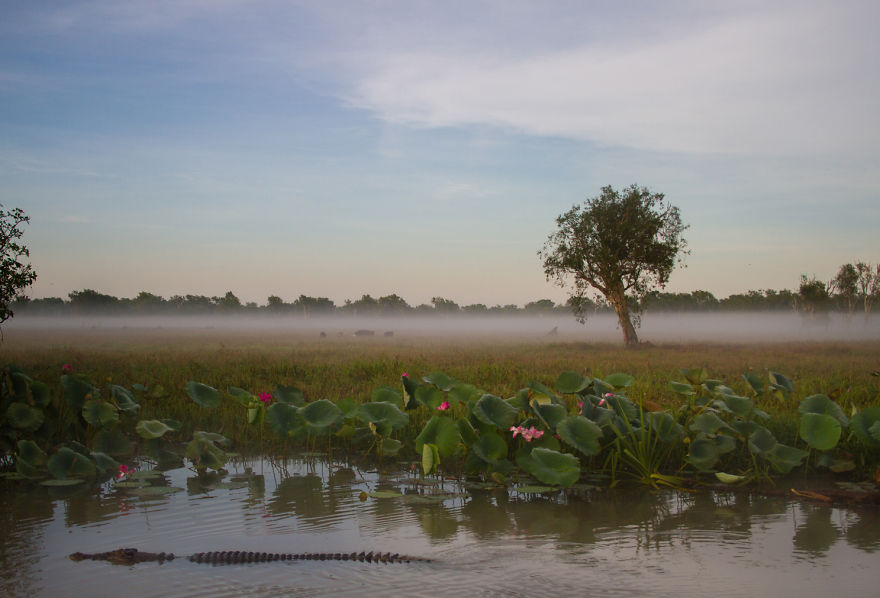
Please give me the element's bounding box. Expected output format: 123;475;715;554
3;327;879;484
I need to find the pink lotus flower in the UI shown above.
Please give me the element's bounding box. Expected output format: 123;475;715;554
510;426;544;442
258;392;272;404
437;401;450;411
401;372;409;378
117;464;130;480
599;392;613;407
62;364;72;373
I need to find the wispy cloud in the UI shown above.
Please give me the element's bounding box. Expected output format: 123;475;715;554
333;2;878;157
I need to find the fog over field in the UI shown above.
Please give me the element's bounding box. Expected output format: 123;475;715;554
6;312;880;344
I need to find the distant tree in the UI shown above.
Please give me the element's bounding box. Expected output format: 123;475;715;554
854;261;879;316
377;294;411;314
797;275;830;319
524;299;556;314
293;294;335;317
462;303;488;314
132;291;166;313
431;297;460;314
68;289;119;313
215;291;242;311
0;205;38;326
540;184;688;346
829;263;859;316
266;295;285;311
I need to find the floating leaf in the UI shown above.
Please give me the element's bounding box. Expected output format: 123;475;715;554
40;478;85;486
516;447;580;487
47;447;96;479
368;490;403;499
514;485;557;494
185;381;220;408
715;472;748;484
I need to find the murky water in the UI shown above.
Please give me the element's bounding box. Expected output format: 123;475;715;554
2;457;878;598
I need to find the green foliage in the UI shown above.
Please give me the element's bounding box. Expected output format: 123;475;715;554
0;205;37;325
539;184;688;345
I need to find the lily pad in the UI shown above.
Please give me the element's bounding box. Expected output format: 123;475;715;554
40;478;86;486
514;485;557;494
367;490;403;499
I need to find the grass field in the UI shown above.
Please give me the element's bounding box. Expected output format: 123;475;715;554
3;325;878;419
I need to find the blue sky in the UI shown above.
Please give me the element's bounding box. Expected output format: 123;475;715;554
2;0;878;307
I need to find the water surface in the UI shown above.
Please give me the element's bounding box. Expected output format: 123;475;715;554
2;457;877;597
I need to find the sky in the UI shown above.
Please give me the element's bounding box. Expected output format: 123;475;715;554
2;0;878;307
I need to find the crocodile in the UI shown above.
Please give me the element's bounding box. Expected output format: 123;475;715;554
69;548;430;565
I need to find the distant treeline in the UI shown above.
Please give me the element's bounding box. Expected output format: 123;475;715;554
11;276;878;318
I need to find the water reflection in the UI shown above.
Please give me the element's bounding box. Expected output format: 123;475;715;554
1;458;878;598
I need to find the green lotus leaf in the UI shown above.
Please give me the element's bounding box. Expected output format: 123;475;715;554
227;386;253;406
471;430;508;465
799;394;848;426
300;399;342;431
47;447;96;479
514;485;557;494
370;386;403;407
448;383;482;405
266;403;301;437
92;429;131;456
273;385;306;406
82;399;119;428
16;439;47;467
41;478;85;486
62;374;97;412
186;435;226;471
603;373;634;388
422;371;456;391
368;490;402;499
748;426;777;455
110;385;140;416
646;412;684;443
555;415;602;457
668;380;696;395
742;372;764;395
380;438;403;456
457;418;477;446
416;415;461;457
768;371;794;394
799;413;842;451
136;419;174;439
555;371;591;394
6;402;44;431
415;385;446;409
528;381;560;403
472;394;519;430
850;407;880;445
358;401;409;436
715;472;748;484
531;402;567;431
690;412;733;435
30;380;51;407
335;398;359;418
185;381;220;408
686;438;721;471
89;452;119;473
765;443;808;473
719;394;756;419
422;442;440;475
680;368;708;385
516;447;580;487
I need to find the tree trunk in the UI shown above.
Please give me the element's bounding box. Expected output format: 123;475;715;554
608;288;639;346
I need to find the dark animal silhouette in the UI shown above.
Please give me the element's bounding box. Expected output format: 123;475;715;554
69;548;430;565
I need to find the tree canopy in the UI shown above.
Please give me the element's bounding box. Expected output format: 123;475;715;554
0;205;37;326
539;184;688;345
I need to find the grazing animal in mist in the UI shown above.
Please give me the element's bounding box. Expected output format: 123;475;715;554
354;329;375;337
320;331;327;338
383;331;394;337
547;326;558;336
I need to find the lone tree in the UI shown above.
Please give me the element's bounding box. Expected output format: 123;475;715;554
539;184;688;346
0;205;37;327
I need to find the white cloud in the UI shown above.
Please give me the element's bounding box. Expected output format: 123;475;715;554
339;2;878;157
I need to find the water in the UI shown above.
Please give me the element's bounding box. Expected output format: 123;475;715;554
2;457;878;597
